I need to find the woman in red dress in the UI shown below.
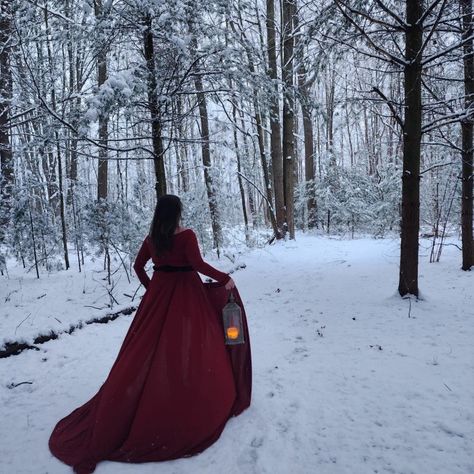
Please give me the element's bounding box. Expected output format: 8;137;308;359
49;195;251;473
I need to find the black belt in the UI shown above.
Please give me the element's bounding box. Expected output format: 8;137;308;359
153;265;193;272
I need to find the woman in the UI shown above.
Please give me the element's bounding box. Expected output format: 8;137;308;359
49;195;251;473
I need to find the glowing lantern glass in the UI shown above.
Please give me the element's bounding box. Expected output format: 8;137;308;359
222;293;245;345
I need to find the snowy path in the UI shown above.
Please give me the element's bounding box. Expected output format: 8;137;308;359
1;235;473;474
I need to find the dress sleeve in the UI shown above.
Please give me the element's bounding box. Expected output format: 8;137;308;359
133;237;151;289
184;230;230;284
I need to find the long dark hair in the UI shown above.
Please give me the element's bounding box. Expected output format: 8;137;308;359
149;195;183;256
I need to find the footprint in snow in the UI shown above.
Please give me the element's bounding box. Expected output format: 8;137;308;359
250;436;264;448
276;420;289;433
287;400;300;417
288;343;310;363
293;347;308;355
237;447;260;473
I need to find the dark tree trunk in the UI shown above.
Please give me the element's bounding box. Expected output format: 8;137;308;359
302;103;316;228
94;0;109;201
461;0;474;271
175;96;188;193
282;0;295;239
143;15;167;198
65;0;78;206
0;0;13;236
398;1;423;296
266;0;285;236
295;5;316;229
325;71;335;153
57;141;70;269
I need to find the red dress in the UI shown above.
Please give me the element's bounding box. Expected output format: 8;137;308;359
49;229;251;473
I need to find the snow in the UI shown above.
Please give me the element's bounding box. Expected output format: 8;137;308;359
0;257;143;350
1;234;473;474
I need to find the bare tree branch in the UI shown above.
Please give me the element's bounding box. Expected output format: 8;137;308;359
23;0;76;24
375;0;408;28
418;0;448;59
334;0;407;66
422;33;474;66
418;0;445;26
372;86;404;129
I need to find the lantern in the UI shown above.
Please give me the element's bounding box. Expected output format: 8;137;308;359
222;292;245;345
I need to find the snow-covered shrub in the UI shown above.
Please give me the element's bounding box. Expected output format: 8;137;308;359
297;159;401;236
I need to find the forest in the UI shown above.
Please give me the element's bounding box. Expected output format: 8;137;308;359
1;2;474;474
0;0;473;296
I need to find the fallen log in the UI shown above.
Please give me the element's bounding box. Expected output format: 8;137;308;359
0;306;136;359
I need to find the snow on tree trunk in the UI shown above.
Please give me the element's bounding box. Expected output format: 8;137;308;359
282;0;296;239
266;0;285;237
143;14;167;199
0;0;13;238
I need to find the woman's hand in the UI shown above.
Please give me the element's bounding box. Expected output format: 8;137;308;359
225;277;235;290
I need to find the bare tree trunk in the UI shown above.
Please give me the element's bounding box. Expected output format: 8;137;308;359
325;69;335;153
267;0;285;236
44;4;70;269
295;4;316;229
237;106;258;228
57;140;70;269
65;0;79;205
231;100;249;242
94;0;109;201
399;1;423;297
254;104;280;236
28;201;40;279
143;15;167;198
175;96;189;193
231;8;281;239
282;0;295;239
344;81;355;167
0;0;13;237
460;0;474;270
302;100;316;228
194;71;222;254
186;18;222;253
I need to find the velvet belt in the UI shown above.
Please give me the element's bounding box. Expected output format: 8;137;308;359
153;265;194;272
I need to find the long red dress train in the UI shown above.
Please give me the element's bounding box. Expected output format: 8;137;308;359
49;229;252;473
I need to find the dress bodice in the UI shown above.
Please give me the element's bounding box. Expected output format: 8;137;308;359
133;229;229;288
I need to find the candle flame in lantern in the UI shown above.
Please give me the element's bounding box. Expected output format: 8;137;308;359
227;326;239;340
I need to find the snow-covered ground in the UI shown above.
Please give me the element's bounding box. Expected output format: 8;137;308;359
1;253;156;350
1;234;473;474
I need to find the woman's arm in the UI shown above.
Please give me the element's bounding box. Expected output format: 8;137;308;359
133;238;151;288
185;231;230;284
